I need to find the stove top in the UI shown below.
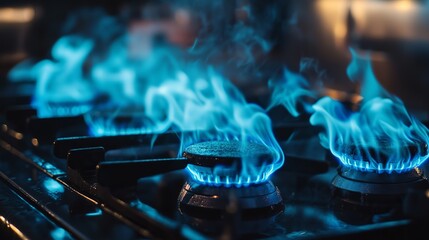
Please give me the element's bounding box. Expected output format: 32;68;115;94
1;104;428;240
3;1;429;238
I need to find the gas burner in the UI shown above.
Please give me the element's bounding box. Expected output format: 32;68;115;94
84;107;155;136
178;180;283;219
183;140;276;186
178;180;283;235
178;140;283;233
335;139;428;172
331;166;429;224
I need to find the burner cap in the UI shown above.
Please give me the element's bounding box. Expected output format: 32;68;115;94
183;140;274;168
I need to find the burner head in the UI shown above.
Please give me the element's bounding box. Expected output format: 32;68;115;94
177;180;284;234
331;166;429;225
335;138;428;173
84;107;153;136
37;100;94;118
183;141;275;186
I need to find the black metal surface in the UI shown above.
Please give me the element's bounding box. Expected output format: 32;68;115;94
0;140;146;239
1;98;429;239
67;147;105;170
178;180;284;218
97;158;188;188
1;136;206;239
67;140;277;189
0;178;64;240
331;167;429;225
54;132;181;159
3;121;429;239
53;124;304;159
0;84;33;112
183;140;274;167
332;167;429;194
27;115;87;143
5;105;37;132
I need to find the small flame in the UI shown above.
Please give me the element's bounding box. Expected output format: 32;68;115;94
310;49;429;173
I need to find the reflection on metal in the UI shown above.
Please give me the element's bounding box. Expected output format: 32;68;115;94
0;7;35;23
7;129;24;140
43;178;65;201
31;138;39;147
0;215;29;240
85;209;103;217
50;228;69;240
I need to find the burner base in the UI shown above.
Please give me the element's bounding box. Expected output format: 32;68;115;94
177;180;284;220
178;180;284;236
331;167;429;224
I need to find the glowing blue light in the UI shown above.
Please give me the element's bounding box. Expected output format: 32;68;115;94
85;209;103;217
29;36;97;118
9;10;285;183
43;178;65;194
87;122;150;137
309;49;429;173
186;159;275;187
36;103;92;118
268;67;317;117
50;228;69;240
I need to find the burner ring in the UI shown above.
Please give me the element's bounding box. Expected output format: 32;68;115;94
183;140;277;186
336;138;428;172
332;167;428;195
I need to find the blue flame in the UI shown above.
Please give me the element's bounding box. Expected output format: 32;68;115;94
141;66;284;186
31;36;97;117
268;67;318;117
310;49;429;173
8;7;285;185
187;163;273;187
8;9;125;118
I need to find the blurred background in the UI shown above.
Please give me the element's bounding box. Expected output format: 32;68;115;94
1;0;429;117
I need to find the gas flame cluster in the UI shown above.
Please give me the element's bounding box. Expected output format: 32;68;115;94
311;50;429;172
271;49;429;173
9;7;285;186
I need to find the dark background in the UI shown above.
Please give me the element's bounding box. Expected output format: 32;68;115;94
1;0;429;116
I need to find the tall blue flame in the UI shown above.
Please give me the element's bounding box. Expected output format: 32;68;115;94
8;7;285;186
28;36;97;117
310;49;429;173
141;66;284;186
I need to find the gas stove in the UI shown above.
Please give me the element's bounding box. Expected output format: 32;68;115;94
0;100;428;240
2;1;429;239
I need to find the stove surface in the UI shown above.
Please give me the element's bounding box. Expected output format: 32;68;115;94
0;112;428;239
